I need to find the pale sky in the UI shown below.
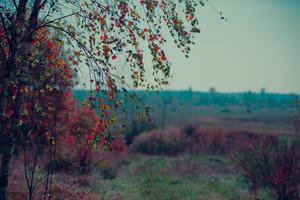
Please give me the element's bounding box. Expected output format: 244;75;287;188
163;0;300;93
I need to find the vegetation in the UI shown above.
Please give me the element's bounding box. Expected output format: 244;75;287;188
235;138;300;200
4;93;300;200
0;1;298;200
0;0;211;199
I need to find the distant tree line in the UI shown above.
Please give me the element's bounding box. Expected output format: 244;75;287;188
74;89;298;109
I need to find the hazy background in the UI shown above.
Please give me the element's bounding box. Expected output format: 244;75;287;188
163;0;300;94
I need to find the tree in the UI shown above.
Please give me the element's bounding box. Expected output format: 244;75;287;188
260;87;266;107
209;86;217;105
243;90;255;114
0;28;74;199
0;0;207;199
209;86;216;94
160;94;172;129
186;86;193;103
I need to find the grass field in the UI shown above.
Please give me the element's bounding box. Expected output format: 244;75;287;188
37;154;277;200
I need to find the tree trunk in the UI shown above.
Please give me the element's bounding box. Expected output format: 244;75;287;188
0;47;17;200
0;45;17;136
0;59;14;200
0;2;40;197
0;137;14;200
0;73;11;136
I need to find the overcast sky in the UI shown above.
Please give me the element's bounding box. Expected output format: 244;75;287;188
163;0;300;93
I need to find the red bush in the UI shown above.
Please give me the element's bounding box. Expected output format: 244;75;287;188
184;128;226;154
130;128;183;155
47;95;128;174
182;125;278;154
110;136;128;154
235;139;300;200
130;125;280;156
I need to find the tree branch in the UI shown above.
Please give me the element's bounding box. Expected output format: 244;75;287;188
20;12;78;44
28;0;42;40
0;12;12;50
16;0;29;21
0;44;7;66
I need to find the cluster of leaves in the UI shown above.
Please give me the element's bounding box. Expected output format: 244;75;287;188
69;0;204;88
18;29;73;135
0;25;114;149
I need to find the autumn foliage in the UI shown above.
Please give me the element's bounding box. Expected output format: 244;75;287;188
131;128;184;155
0;0;213;199
130;126;278;155
235;139;300;200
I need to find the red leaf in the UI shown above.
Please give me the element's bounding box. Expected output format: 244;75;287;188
31;39;37;45
47;40;55;50
87;134;94;142
96;85;101;93
111;55;117;60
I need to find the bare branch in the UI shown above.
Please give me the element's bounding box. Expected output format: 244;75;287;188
28;0;42;38
16;0;29;21
20;12;78;43
0;44;7;65
0;13;12;50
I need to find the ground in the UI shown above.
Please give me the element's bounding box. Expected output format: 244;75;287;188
32;154;276;200
8;96;298;200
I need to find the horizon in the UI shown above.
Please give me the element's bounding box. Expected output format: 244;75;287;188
73;88;300;95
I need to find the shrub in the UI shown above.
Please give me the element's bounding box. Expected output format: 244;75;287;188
131;125;280;156
77;147;93;174
51;135;127;175
98;159;117;180
220;107;231;113
130;128;183;155
235;138;300;200
182;124;278;155
48;96;128;175
124;118;157;145
93;151;128;180
46;134;92;174
224;131;262;152
110;136;128;154
46;158;75;174
184;128;226;154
